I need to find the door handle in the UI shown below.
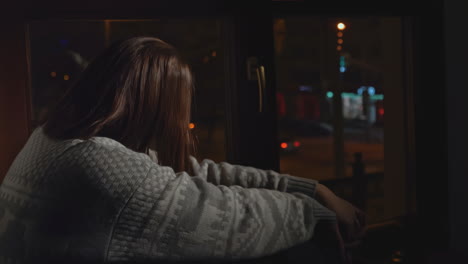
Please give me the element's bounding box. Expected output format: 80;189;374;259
247;57;266;113
256;65;266;113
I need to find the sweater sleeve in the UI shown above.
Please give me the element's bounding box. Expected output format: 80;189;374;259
107;164;337;262
189;156;319;199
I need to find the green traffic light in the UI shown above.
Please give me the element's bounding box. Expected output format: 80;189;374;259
339;56;346;67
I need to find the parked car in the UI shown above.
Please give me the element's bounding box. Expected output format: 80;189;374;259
278;117;332;137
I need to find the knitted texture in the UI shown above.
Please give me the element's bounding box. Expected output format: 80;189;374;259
0;128;336;263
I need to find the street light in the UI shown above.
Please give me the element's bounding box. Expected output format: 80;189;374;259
336;22;346;53
337;22;346;30
333;21;347;179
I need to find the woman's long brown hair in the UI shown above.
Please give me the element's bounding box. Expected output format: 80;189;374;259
43;37;194;173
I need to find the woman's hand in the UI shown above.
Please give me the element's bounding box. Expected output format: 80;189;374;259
315;183;367;244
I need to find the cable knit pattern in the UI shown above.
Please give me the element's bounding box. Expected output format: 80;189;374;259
0;128;336;263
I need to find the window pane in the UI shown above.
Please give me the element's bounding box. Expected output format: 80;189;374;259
28;19;226;162
274;17;336;181
341;18;392;224
273;17;399;225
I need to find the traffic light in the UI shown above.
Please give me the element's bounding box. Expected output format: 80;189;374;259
336;22;346;52
339;55;346;73
337;23;346;30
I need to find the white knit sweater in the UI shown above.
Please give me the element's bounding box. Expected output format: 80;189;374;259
0;127;336;263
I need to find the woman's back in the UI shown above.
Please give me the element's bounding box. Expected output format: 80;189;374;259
0;127;147;262
0;127;337;263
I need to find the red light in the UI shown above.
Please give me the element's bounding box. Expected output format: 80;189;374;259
379;108;385;116
293;141;300;147
277;92;286;117
280;142;288;149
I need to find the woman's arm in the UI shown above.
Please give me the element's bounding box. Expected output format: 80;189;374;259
189;157;319;198
147;151;319;199
189;158;367;239
150;152;365;250
108;164;337;261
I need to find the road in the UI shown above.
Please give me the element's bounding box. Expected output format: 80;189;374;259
194;123;384;182
280;135;384;181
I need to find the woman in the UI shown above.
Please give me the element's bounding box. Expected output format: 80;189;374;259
0;37;365;263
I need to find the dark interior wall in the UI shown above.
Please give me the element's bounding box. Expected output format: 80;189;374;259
445;0;468;254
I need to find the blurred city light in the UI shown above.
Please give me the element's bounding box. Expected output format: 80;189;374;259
59;39;69;47
357;86;365;95
63;74;70;81
327;91;334;98
280;142;288;149
299;85;313;92
344;91;384;100
293;141;301;147
337;32;343;37
189;123;195;129
357;86;380;98
339;56;346;72
50;71;57;78
337;23;346;30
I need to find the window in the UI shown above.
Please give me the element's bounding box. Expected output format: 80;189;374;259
274;16;402;224
28;19;227;162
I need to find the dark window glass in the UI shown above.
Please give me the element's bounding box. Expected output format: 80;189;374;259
29;19;226;162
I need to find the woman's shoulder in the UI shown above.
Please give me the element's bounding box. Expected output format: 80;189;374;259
67;136;154;167
33;126;160;179
59;136;160;192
